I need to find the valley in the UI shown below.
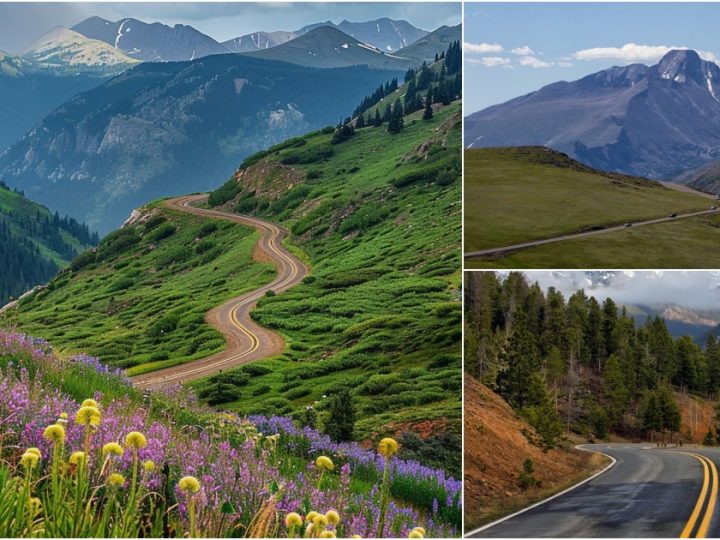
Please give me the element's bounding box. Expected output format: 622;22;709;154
1;52;462;470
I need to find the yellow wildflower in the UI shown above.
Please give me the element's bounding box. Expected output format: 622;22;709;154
102;442;124;457
306;511;320;523
325;510;340;526
351;536;361;539
178;475;201;494
320;532;336;538
43;424;65;443
285;512;303;528
75;405;101;426
125;431;147;450
378;437;399;458
312;514;329;529
316;455;334;471
107;473;126;487
26;447;42;458
81;398;99;408
69;451;88;466
20;451;40;470
409;531;424;538
412;527;426;536
143;460;156;473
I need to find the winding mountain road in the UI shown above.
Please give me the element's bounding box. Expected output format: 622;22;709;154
132;194;308;390
467;444;720;538
464;208;720;260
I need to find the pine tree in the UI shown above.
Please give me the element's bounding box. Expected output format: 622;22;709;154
602;354;629;427
423;92;433;120
373;109;382;127
323;390;356;442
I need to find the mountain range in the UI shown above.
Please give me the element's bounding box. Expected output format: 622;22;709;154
69;15;428;62
224;18;428;54
465;49;720;181
0;54;403;233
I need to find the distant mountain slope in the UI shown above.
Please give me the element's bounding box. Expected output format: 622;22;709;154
0;182;96;305
243;26;414;70
299;18;428;52
222;30;297;53
72;16;229;61
224;18;428;54
0;50;111;152
21;26;140;71
394;24;461;64
465;49;720;179
0;55;401;233
677;159;720;196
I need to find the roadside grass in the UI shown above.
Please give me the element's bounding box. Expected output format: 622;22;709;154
464;147;713;252
466;213;720;269
4;209;275;372
196;101;462;465
464;451;610;532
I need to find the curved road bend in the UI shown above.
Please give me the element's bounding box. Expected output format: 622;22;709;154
132;194;308;390
468;444;720;538
464;208;720;260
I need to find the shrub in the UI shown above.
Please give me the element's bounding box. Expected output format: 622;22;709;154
150;223;177;242
208;178;241;207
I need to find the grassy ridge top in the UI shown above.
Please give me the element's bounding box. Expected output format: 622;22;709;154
201;100;462;469
464;146;713;252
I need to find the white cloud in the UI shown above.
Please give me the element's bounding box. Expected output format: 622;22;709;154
511;46;534;56
519;55;553;68
464;42;503;54
557;61;574;68
467;56;513;68
572;43;720;65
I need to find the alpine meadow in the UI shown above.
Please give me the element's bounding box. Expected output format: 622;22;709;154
0;3;462;539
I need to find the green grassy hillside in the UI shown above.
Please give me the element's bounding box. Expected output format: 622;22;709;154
202;99;461;452
5;205;275;372
464;147;713;253
466;213;720;269
0;182;97;304
2;98;461;471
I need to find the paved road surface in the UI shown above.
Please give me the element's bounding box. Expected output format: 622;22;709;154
467;444;720;538
133;194;308;390
464;208;720;260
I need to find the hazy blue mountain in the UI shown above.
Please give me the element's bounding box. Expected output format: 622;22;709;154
0;50;111;152
222;30;297;53
224;18;428;54
0;55;401;233
243;26;415;70
298;18;428;52
465;49;720;179
72;16;229;61
394;24;461;64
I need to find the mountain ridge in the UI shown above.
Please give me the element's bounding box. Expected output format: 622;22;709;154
465;49;720;180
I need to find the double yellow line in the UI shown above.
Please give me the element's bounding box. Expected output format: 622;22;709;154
681;453;718;538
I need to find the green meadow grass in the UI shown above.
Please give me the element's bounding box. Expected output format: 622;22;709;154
6;209;275;372
196;101;462;452
466;213;720;269
464;147;713;252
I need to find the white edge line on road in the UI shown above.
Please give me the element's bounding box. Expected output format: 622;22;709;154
463;445;618;538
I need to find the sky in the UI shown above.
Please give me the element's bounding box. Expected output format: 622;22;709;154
464;2;720;114
0;2;460;54
510;271;720;312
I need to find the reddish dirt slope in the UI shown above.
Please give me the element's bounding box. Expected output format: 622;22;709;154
464;375;605;530
676;391;716;443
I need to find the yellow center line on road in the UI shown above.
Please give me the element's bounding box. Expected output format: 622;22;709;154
695;453;718;538
676;452;717;538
